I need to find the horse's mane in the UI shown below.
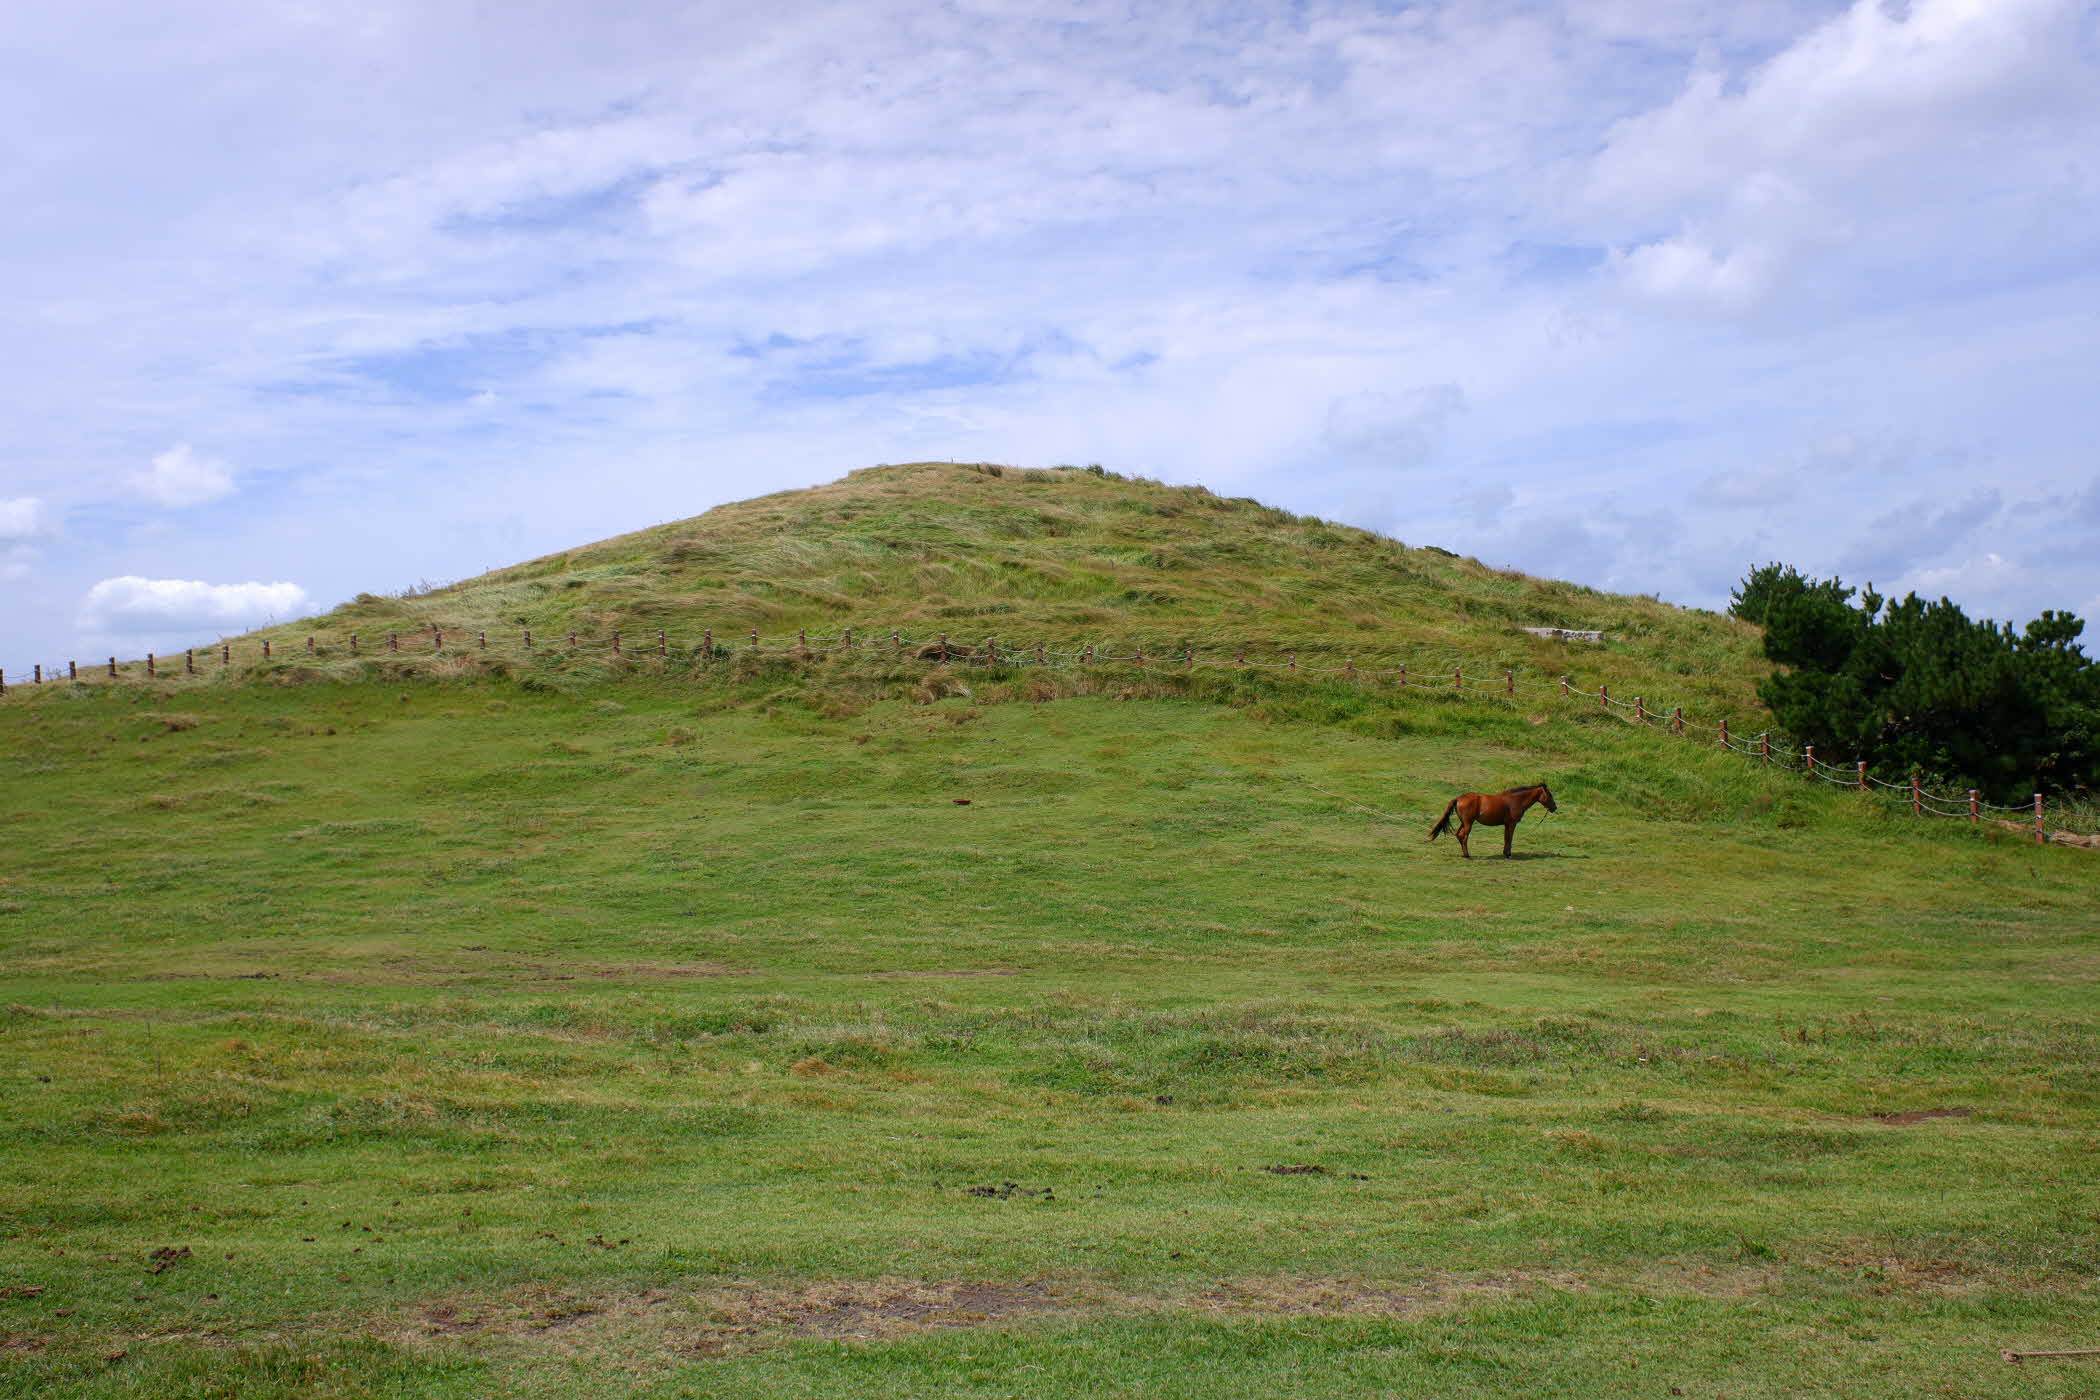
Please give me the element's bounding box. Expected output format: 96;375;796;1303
1499;782;1550;795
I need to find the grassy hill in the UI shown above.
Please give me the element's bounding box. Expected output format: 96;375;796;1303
207;461;1771;724
2;465;2095;1398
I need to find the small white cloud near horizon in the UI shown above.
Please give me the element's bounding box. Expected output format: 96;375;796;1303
0;497;43;539
79;577;309;634
130;445;236;509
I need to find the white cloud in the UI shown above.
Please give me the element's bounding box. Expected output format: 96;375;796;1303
1323;385;1467;469
1584;0;2094;311
0;497;42;539
1616;236;1775;313
129;445;236;509
78;577;309;634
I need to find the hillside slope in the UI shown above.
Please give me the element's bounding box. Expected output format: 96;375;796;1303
2;668;2094;1398
219;461;1773;723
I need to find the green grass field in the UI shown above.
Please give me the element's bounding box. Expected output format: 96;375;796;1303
3;658;2096;1397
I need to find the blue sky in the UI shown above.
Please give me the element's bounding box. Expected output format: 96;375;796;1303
4;0;2099;673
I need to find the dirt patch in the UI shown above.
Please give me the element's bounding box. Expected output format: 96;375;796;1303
382;1271;1589;1362
962;1182;1054;1200
701;1279;1065;1345
866;968;1020;979
1;1333;51;1353
146;1245;193;1274
1829;1252;1977;1291
413;1284;671;1339
582;961;752;980
1872;1107;1973;1126
396;1278;1073;1359
1188;1273;1566;1318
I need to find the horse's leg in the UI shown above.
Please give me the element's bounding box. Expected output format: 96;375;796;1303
1456;813;1472;859
1504;817;1515;858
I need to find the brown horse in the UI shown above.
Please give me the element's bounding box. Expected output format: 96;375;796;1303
1428;783;1557;859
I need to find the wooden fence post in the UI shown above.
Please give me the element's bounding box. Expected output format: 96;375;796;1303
1453;666;1462;690
1559;675;1568;698
432;629;441;651
700;629;710;657
1235;647;1245;667
0;669;5;694
110;656;119;678
843;628;855;650
307;635;315;653
986;637;998;665
1082;645;1093;664
148;653;157;678
657;630;666;657
1346;657;1356;681
1036;641;1046;665
1397;664;1407;687
1288;653;1297;672
1719;719;1729;749
889;629;900;649
1968;790;1979;822
261;640;270;660
388;634;398;653
350;634;360;655
1804;745;1814;772
2035;794;2045;844
186;650;194;674
1857;761;1866;791
612;630;622;657
1505;668;1514;697
1761;733;1770;764
1672;706;1684;735
1911;776;1921;816
568;632;578;649
749;628;758;649
1635;695;1646;723
480;631;488;650
797;629;807;657
1133;645;1145;667
1599;683;1608;709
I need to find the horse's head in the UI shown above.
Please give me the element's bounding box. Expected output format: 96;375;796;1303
1537;784;1557;813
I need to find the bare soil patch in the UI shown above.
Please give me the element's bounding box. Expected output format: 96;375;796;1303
385;1271;1585;1362
1873;1107;1973;1126
1188;1272;1573;1318
866;967;1020;979
697;1278;1065;1345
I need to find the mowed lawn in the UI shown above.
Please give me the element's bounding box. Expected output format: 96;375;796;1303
1;679;2096;1398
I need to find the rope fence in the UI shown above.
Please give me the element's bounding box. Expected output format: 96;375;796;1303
2;622;2091;845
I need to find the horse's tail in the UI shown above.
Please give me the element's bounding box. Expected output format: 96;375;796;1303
1428;799;1457;841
